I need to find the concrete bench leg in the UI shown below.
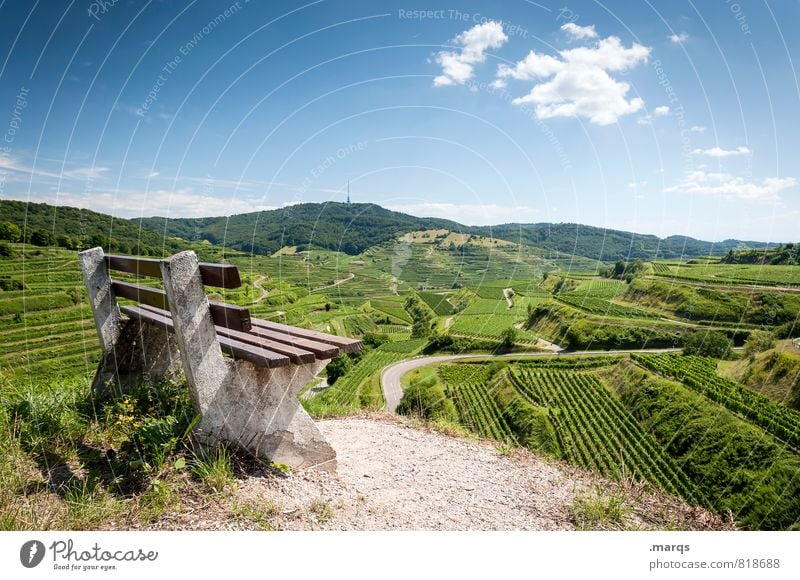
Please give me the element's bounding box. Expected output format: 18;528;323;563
161;250;336;472
215;360;336;472
79;247;181;396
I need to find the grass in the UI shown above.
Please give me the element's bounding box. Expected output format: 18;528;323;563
231;499;282;530
571;487;633;530
190;445;236;494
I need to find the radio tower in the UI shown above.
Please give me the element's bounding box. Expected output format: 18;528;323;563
346;181;351;204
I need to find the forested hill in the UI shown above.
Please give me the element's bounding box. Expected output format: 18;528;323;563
141;202;774;260
472;223;775;261
0;198;778;261
138;203;460;255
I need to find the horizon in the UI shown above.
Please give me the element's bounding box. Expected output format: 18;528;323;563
1;1;798;242
0;195;788;245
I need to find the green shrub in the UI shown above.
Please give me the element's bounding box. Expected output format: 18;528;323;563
683;330;732;359
325;355;352;385
396;375;457;422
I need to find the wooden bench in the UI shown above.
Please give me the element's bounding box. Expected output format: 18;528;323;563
79;247;360;472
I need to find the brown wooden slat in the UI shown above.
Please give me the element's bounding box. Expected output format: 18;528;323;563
215;327;316;364
208;300;251;333
106;254;242;289
251;317;362;353
114;282;251;332
247;326;339;359
121;305;289;368
112;280;168;310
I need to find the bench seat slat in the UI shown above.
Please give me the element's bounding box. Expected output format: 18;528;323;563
250;318;362;353
120;305;290;368
112;280;251;332
106;255;242;289
246;326;339;359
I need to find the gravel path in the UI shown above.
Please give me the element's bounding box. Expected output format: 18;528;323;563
223;415;727;531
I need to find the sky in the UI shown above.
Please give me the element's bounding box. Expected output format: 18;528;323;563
0;0;799;242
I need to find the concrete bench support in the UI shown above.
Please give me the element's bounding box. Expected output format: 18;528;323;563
79;247;181;395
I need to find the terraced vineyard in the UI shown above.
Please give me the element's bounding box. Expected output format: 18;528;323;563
0;247;98;381
377;338;427;353
417;291;456;315
556;293;657;319
449;313;538;343
369;297;413;324
572;278;626;296
651;262;800;286
632;354;800;449
508;368;703;503
439;366;516;443
651;262;673;274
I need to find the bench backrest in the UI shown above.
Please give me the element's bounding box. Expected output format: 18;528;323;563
105;254;252;332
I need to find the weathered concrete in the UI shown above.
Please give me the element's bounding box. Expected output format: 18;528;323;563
209;359;336;471
79;247;122;353
80;247;181;395
91;318;182;395
160;250;336;472
160;250;228;421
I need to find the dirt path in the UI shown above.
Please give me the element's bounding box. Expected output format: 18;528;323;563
251;275;270;303
313;273;355;292
381;347;684;412
170;415;728;531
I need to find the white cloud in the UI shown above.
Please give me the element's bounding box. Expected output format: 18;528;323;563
0;153;107;181
690;125;706;133
497;35;651;125
691;146;751;158
433;21;508;87
63;166;109;180
560;23;597;40
637;105;670;125
664;171;795;202
669;33;689;44
386;202;540;226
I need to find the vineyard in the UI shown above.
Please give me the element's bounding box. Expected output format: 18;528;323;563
439;366;516;443
651;262;673;274
632;354;800;449
417;291;456;316
449;314;538;343
572;278;625;296
556;293;657;319
377;338;427;353
369;298;413;324
508;368;703;503
0;247;98;381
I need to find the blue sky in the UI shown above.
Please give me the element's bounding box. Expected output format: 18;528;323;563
0;0;798;242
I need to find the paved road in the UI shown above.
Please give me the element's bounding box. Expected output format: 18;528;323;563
381;347;685;413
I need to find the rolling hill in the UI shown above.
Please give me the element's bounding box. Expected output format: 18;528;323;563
1;198;778;261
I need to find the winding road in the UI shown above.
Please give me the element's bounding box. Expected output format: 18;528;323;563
380;347;686;413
